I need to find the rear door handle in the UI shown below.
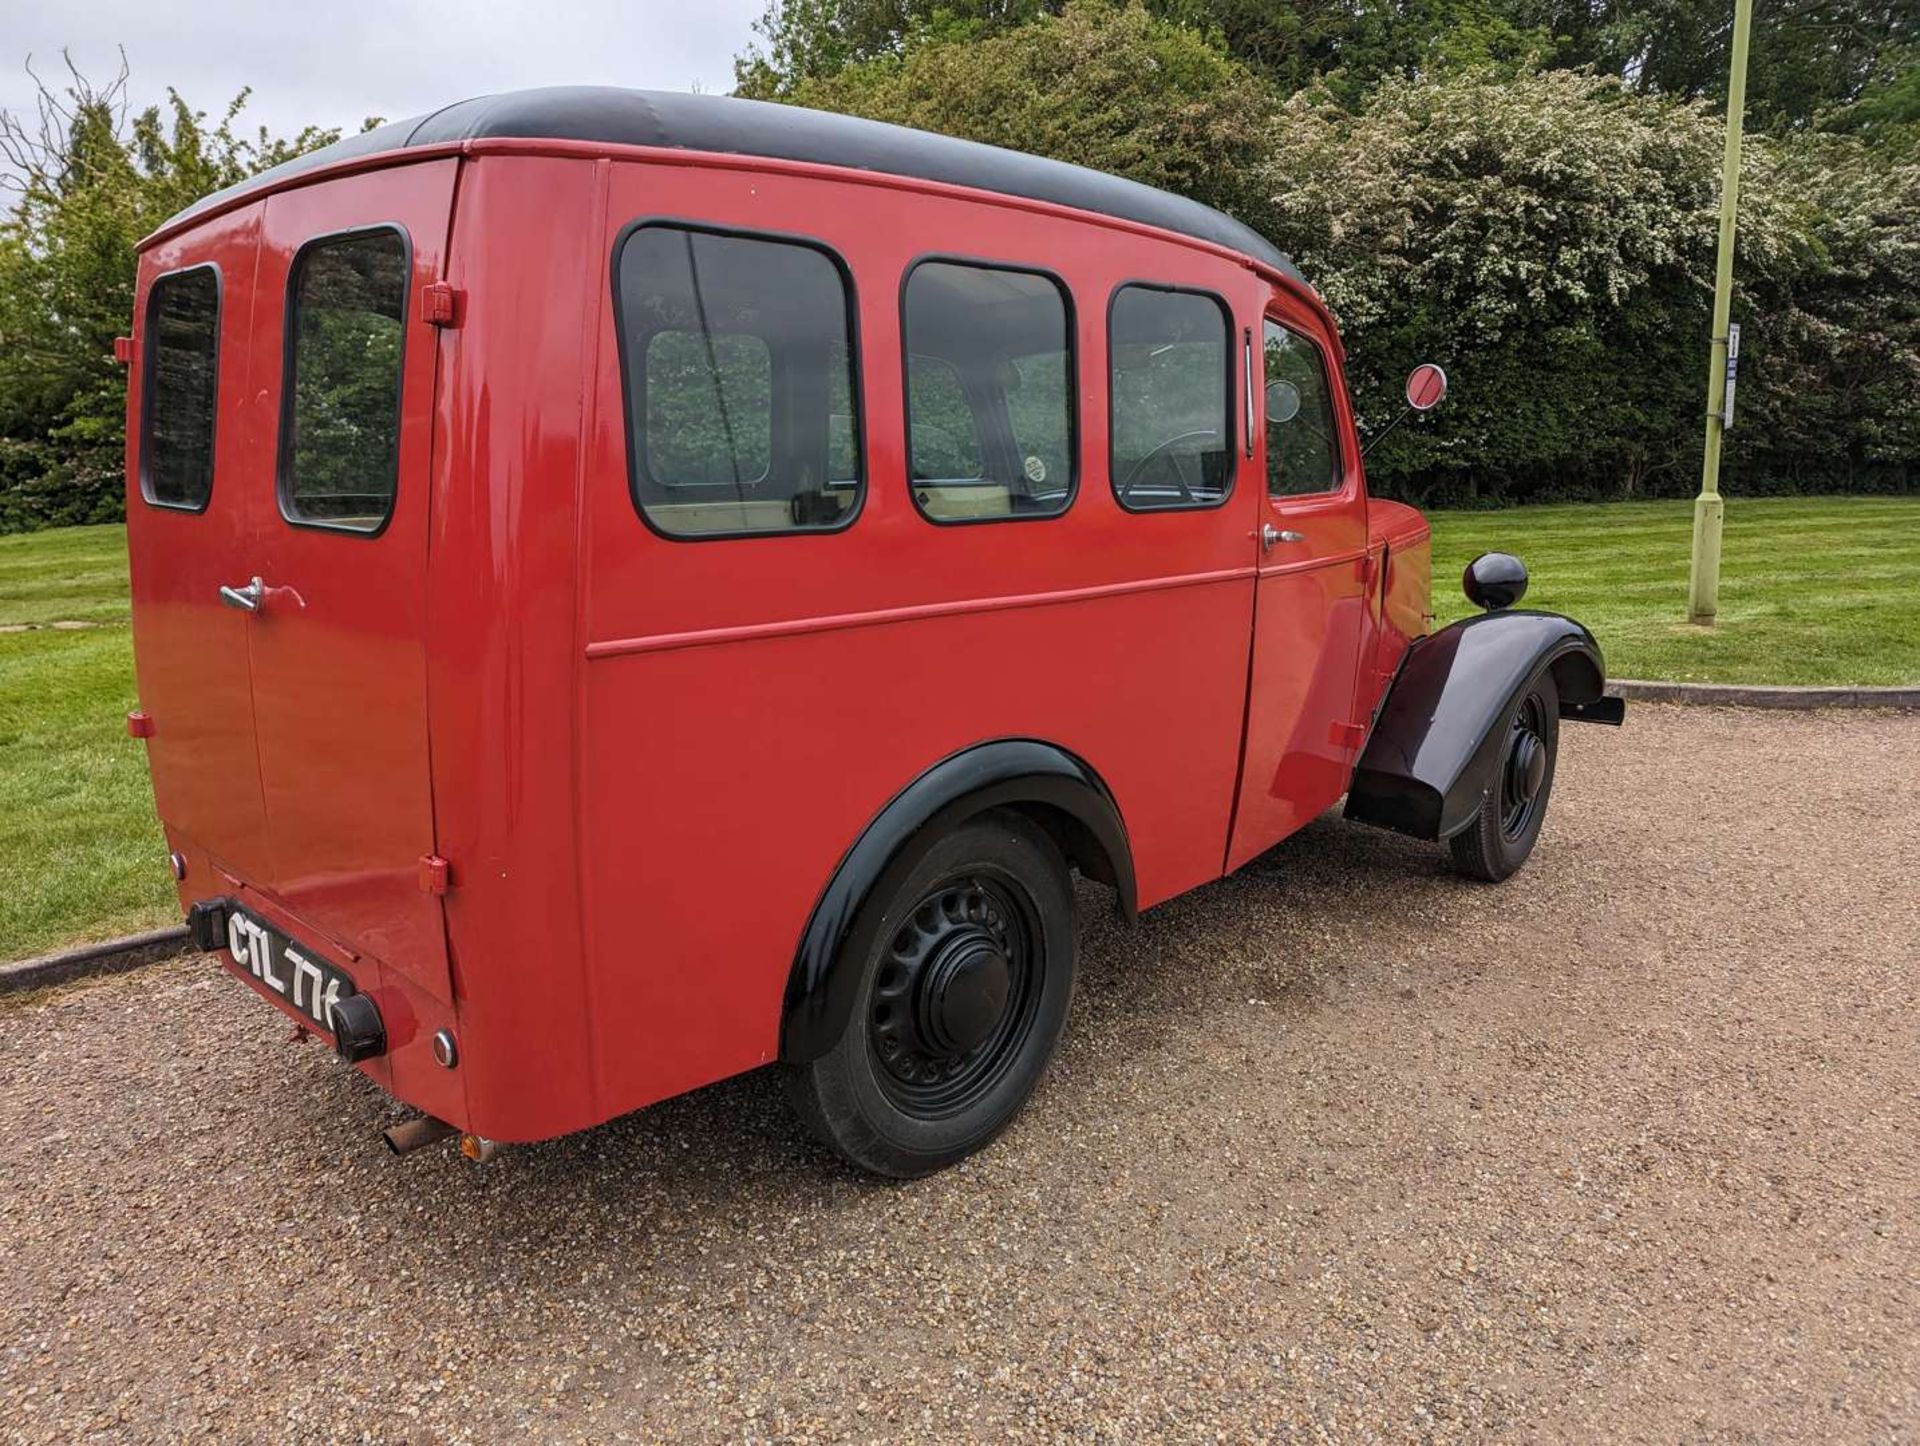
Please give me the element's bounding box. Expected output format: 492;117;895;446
219;576;265;612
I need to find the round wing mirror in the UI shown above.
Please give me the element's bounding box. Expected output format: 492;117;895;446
1266;379;1302;425
1462;552;1529;611
1406;363;1448;412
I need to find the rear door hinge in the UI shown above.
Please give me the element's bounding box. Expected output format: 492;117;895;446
113;336;134;365
420;282;463;328
1331;720;1367;750
126;709;155;738
417;854;452;895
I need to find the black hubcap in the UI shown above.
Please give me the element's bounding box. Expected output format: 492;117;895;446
919;933;1011;1054
1500;694;1549;839
869;875;1038;1117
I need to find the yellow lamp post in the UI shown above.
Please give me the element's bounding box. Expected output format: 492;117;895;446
1687;0;1757;624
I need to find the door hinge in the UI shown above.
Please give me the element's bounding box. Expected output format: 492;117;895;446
113;336;134;365
1331;720;1367;750
126;710;155;739
417;854;452;895
420;282;463;328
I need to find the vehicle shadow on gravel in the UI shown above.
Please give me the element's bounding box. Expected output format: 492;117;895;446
1068;809;1451;1011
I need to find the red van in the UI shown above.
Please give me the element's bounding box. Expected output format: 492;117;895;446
124;88;1623;1177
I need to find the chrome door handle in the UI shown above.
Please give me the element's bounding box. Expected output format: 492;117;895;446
1261;525;1306;551
219;576;265;612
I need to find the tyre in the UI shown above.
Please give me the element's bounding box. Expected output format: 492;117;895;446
785;809;1077;1178
1448;669;1560;883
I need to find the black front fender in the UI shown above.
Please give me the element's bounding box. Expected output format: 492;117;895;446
1344;610;1624;842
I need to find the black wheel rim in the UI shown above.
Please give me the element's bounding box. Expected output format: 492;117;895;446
868;869;1042;1119
1499;692;1550;841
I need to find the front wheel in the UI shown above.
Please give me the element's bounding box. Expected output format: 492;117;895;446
1449;670;1560;882
785;810;1077;1179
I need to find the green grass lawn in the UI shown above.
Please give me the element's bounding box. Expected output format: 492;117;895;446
0;497;1915;962
1428;496;1920;687
1;525;177;963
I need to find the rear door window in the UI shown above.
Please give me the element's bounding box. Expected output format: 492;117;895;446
279;228;409;534
617;223;863;538
902;260;1075;523
1109;285;1233;511
140;266;221;511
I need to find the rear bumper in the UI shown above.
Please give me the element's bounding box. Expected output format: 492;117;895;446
166;830;472;1134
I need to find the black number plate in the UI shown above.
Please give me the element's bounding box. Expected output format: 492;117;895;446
223;906;358;1031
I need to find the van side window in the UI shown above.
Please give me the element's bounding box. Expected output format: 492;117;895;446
1264;319;1343;497
1109;285;1233;511
902;260;1074;523
618;224;862;538
140;266;220;511
280;228;409;534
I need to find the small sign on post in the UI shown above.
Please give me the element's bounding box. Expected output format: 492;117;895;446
1721;322;1740;430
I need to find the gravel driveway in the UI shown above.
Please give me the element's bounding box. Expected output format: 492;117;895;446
3;705;1916;1442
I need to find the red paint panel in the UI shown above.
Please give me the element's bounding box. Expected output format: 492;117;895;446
1229;564;1370;870
574;158;1262;1113
423;155;605;1141
1365;499;1434;707
582;162;1264;648
1227;292;1371;872
126;201;277;889
236;163;459;1003
578;584;1252;1110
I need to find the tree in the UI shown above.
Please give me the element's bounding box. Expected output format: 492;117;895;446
0;55;351;530
736;0;1918;129
736;0;1057;97
1823;41;1920;153
778;0;1283;233
1529;0;1919;129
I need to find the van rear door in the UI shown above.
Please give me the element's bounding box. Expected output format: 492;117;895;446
235;162;459;1000
127;202;276;886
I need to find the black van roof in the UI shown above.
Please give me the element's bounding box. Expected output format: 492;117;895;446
161;86;1302;282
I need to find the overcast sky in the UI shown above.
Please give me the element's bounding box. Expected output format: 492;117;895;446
0;0;764;149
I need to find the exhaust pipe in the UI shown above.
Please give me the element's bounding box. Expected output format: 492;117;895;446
382;1115;458;1155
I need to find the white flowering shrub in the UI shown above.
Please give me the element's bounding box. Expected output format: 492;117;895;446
1264;68;1917;502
